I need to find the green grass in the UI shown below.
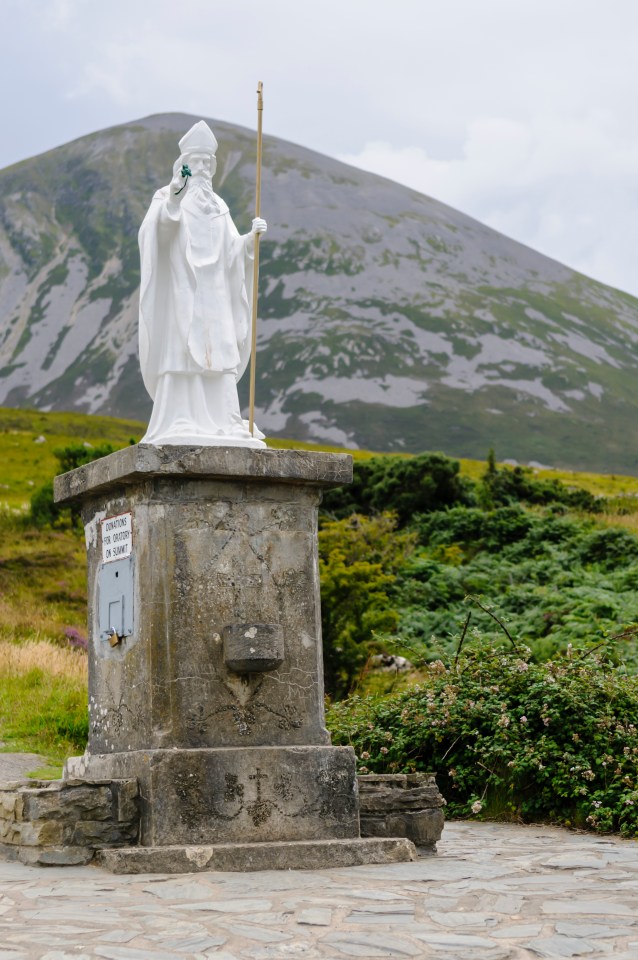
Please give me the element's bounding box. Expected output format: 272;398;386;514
0;407;145;509
0;640;88;765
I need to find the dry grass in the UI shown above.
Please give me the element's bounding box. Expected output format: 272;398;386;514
593;512;638;536
0;640;87;681
0;519;87;645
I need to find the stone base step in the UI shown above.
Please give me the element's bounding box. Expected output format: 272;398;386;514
96;836;417;874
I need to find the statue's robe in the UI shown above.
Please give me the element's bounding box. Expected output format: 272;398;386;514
138;186;258;444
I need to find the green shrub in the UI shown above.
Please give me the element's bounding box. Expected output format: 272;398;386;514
399;506;638;665
327;641;638;836
29;442;114;528
577;528;638;569
322;452;476;524
319;512;416;698
481;462;603;513
54;442;115;474
321;451;605;525
29;481;58;527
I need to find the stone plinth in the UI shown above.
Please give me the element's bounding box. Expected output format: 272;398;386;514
53;445;416;868
66;746;359;846
358;773;446;853
96;836;417;874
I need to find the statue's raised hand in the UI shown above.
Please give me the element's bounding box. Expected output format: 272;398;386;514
170;164;192;202
252;217;267;235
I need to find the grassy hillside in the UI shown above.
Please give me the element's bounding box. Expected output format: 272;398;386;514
0;408;145;509
3;406;638;509
2;406;638;770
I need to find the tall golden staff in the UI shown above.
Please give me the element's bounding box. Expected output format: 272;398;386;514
248;81;264;437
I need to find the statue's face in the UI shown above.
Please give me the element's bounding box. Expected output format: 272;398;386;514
188;152;215;179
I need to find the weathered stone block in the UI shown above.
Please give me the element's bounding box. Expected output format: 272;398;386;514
0;778;139;866
96;837;417;874
0;792;23;820
54;445;354;504
4;844;95;866
385;810;446;846
358;773;446;852
223;623;284;673
358;785;444;812
112;778;140;823
21;784;113;822
70;818;139;847
0;818;63;846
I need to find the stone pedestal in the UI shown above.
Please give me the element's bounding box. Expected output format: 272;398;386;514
54;445;416;871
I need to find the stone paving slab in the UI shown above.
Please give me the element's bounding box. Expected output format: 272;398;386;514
0;754;45;781
0;821;637;958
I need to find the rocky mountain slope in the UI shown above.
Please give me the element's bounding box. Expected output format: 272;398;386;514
1;113;637;472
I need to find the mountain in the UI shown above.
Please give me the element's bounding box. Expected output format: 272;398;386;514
1;113;638;473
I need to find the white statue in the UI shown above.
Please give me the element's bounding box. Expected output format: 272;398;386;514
138;120;267;447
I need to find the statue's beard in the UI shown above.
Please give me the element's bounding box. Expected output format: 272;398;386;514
188;174;217;214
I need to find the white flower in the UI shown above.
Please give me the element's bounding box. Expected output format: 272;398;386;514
471;800;483;814
520;716;528;724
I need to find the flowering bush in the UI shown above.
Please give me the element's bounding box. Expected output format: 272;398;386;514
327;640;638;836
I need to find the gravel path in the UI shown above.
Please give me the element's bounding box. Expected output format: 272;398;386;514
0;752;46;782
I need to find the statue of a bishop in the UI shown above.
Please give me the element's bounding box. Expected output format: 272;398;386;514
138;120;267;446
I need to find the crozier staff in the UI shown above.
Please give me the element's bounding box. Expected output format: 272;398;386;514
249;81;264;437
138;120;267;447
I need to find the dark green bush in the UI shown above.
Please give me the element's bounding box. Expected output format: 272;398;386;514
30;442;114;528
416;505;535;552
482;462;603;513
29;481;58;528
577;528;638;570
321;452;476;525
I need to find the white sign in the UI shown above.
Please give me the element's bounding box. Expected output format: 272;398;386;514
101;512;133;563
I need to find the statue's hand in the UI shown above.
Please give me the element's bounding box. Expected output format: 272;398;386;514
252;217;267;235
170;171;189;202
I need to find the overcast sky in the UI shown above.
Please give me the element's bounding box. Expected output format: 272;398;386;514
3;0;638;296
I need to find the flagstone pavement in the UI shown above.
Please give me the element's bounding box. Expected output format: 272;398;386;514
1;820;637;959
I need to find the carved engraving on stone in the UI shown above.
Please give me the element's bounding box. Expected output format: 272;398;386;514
274;773;294;802
89;683;139;746
174;771;207;828
185;676;303;738
315;768;352;821
223;773;245;804
246;769;272;826
203;767;315;826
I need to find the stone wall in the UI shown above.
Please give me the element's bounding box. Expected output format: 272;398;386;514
358;773;445;853
0;778;139;865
